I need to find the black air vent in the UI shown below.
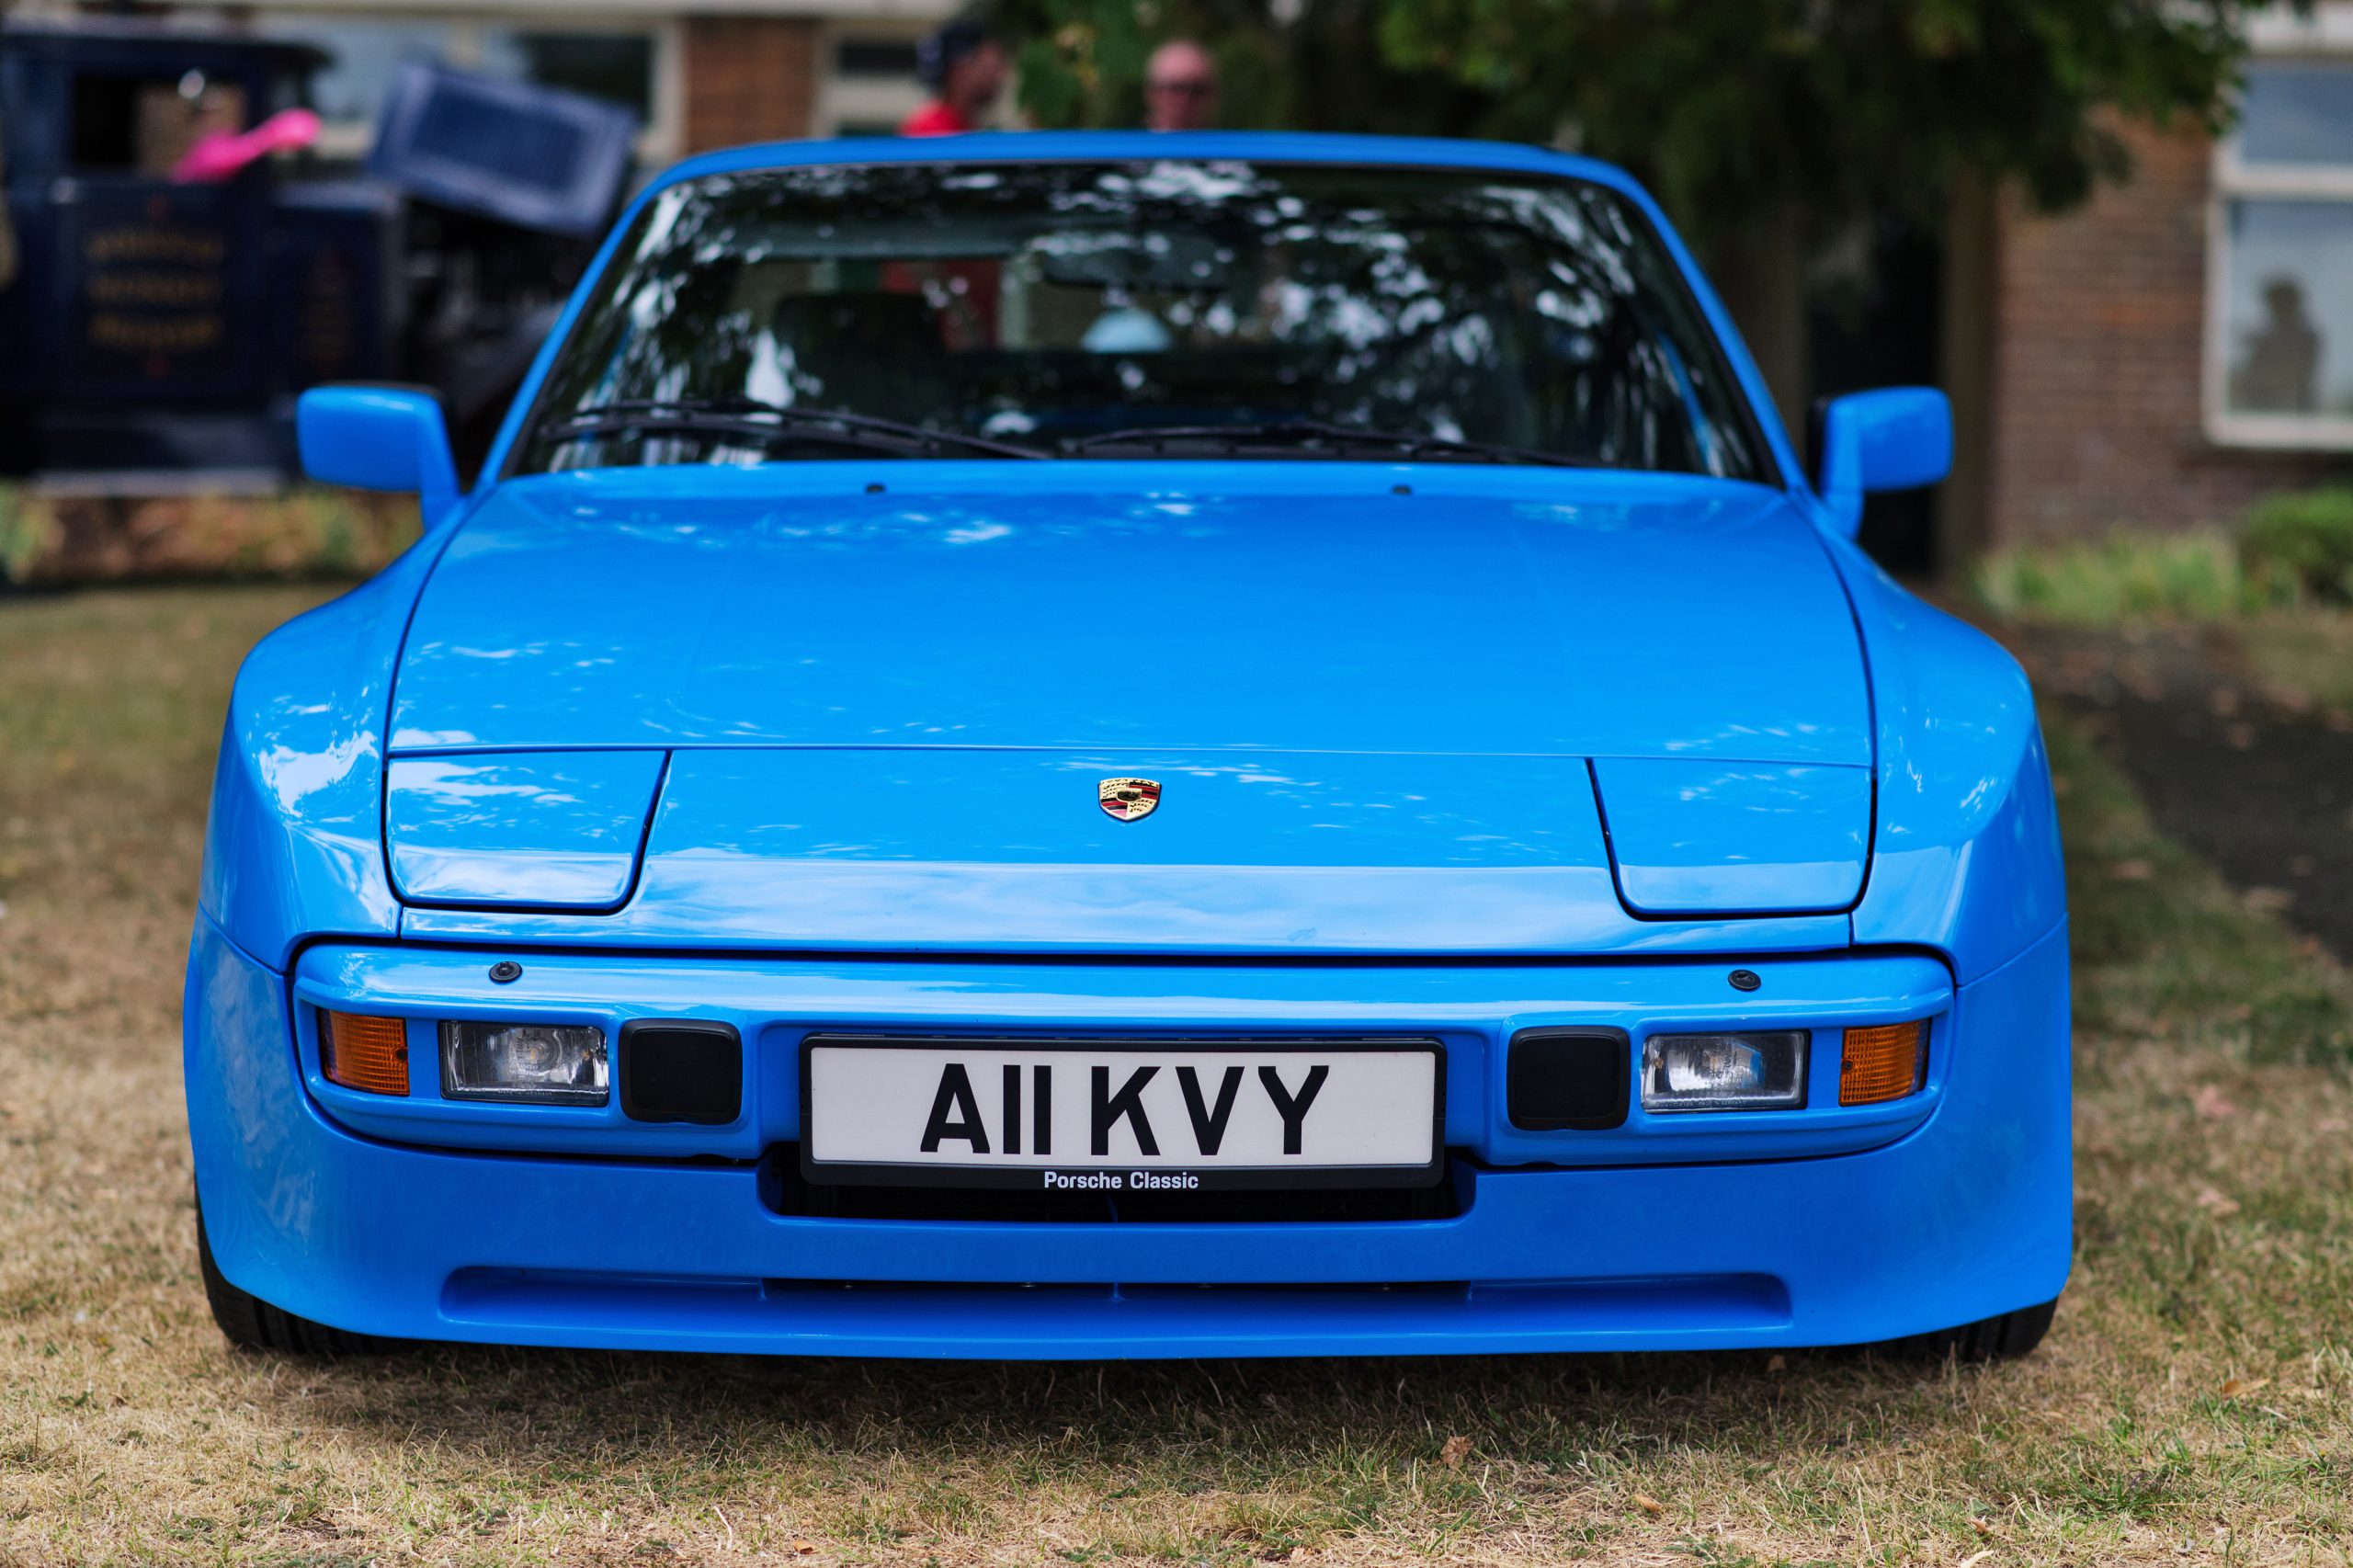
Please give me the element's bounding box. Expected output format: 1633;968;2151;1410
1506;1028;1630;1131
621;1021;743;1125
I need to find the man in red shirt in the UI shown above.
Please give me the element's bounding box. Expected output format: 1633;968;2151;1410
902;17;1008;136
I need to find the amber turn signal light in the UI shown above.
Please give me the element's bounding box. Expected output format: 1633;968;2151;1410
1838;1020;1926;1106
319;1010;410;1096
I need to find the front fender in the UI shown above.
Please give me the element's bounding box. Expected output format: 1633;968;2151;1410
199;534;453;968
1828;534;2066;983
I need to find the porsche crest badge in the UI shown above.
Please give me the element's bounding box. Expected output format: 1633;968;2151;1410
1097;778;1162;822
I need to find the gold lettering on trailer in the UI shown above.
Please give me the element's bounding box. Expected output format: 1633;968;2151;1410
85;272;226;308
83;226;228;266
85;312;225;352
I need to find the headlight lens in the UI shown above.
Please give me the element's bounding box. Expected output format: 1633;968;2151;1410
1640;1030;1807;1113
439;1021;608;1104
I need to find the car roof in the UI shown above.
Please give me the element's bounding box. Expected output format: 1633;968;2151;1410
645;130;1649;206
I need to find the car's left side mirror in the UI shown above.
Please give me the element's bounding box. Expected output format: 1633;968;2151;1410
297;385;463;529
1815;387;1952;539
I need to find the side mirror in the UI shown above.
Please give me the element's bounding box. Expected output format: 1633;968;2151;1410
1815;387;1951;539
297;385;462;529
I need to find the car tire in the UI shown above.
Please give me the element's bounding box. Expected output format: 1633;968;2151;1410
196;1201;399;1357
1875;1297;2059;1361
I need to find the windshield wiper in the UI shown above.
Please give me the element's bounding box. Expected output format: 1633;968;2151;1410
538;398;1049;460
1064;418;1599;468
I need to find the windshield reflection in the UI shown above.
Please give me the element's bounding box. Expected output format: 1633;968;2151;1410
519;160;1765;480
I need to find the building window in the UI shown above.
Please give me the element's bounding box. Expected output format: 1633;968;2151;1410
835;40;921;80
249;12;678;166
2210;57;2353;447
478;28;658;124
815;24;929;136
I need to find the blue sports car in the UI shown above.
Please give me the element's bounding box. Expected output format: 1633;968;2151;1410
186;132;2069;1360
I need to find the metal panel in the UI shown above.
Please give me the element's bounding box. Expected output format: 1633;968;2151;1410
1592;758;1872;916
386;749;665;908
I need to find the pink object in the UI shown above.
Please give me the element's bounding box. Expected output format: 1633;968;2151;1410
172;108;322;183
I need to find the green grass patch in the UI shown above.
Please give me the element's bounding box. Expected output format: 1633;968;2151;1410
2050;716;2353;1067
1973;529;2283;623
1972;519;2353;711
2243;486;2353;607
1971;485;2353;629
0;486;418;586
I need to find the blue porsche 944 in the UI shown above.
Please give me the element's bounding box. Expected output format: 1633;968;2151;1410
186;132;2069;1361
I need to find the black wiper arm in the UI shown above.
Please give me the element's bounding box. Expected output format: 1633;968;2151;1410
540;399;1049;460
1065;418;1597;468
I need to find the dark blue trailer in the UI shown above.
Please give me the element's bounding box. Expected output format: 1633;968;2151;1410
0;18;398;485
0;17;634;488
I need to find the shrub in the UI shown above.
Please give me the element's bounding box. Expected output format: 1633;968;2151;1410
0;484;62;585
2241;486;2353;606
0;488;416;585
1972;529;2269;624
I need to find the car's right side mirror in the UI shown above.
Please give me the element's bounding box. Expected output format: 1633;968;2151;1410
1815;387;1952;539
297;385;463;528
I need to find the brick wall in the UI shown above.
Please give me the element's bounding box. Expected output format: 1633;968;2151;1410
1980;117;2343;546
682;16;821;153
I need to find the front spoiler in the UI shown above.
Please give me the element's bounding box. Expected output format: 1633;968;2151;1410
185;920;2070;1358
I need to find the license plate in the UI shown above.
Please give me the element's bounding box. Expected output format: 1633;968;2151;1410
801;1036;1445;1189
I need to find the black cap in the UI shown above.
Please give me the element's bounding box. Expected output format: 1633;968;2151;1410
918;15;993;88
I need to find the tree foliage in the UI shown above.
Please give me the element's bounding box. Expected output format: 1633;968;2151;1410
996;0;1503;141
1382;0;2248;245
997;0;2251;246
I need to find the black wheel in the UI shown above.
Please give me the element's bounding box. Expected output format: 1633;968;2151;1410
1874;1297;2058;1361
196;1200;399;1357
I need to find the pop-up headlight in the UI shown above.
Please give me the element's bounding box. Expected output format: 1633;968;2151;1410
1640;1030;1807;1113
438;1021;608;1104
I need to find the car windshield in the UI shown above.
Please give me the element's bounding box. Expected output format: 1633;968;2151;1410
513;160;1769;480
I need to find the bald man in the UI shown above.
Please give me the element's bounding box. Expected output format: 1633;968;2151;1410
1143;40;1220;131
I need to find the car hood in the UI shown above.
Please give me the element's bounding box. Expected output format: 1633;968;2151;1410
392;470;1869;762
383;471;1874;950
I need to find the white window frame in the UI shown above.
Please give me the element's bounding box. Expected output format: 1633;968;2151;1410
2207;17;2353;449
813;18;931;138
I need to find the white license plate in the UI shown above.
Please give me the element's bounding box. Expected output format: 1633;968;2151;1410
801;1037;1445;1189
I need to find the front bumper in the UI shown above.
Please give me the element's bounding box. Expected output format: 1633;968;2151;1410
186;917;2071;1358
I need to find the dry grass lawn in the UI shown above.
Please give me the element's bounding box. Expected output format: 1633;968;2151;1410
2238;613;2353;718
2;583;2350;1566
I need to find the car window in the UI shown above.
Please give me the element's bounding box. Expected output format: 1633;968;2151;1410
514;160;1768;480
